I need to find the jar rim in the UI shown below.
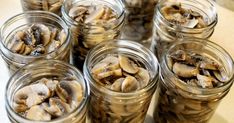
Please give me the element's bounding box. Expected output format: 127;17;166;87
61;0;125;29
83;39;159;98
161;38;234;95
155;0;218;33
5;59;90;123
0;11;71;61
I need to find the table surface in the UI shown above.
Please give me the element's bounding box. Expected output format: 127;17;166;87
0;1;234;123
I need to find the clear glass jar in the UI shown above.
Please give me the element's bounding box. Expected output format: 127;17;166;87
5;60;89;123
20;0;64;16
151;0;217;60
0;11;71;75
61;0;125;70
153;38;234;123
121;0;158;46
83;40;159;123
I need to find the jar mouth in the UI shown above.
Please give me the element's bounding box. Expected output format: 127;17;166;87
0;11;70;62
162;38;234;95
155;0;218;33
5;60;90;122
84;40;159;99
61;0;125;29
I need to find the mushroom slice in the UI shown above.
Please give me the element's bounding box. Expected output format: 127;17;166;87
42;98;71;117
68;6;87;19
39;78;59;95
111;78;125;92
58;29;67;44
30;45;46;56
199;60;220;71
135;68;150;88
119;55;139;74
121;76;139;92
96;69;122;80
26;105;51;121
213;68;228;83
85;5;105;23
169;50;187;61
92;56;120;74
197;74;213;88
11;41;24;53
183;17;198;28
55;79;83;108
31;24;51;46
13;83;50;112
172;62;199;78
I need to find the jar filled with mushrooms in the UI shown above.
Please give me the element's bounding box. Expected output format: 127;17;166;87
0;11;71;75
151;0;217;60
120;0;158;46
153;38;234;123
83;40;159;123
61;0;125;70
20;0;64;16
5;60;89;123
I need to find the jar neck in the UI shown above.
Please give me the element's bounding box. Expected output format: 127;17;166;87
0;11;70;64
83;40;159;100
161;39;234;99
154;0;217;39
62;0;125;30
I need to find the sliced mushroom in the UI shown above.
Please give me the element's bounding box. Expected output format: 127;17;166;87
119;55;139;74
172;62;199;78
58;29;67;44
197;74;213;88
92;56;120;74
199;60;219;71
13;83;50;112
39;78;59;96
96;69;122;80
30;45;46;56
26;105;51;121
42;98;71;117
55;79;83;109
31;24;51;46
135;68;150;88
111;78;125;92
121;76;139;92
213;68;228;83
85;5;105;23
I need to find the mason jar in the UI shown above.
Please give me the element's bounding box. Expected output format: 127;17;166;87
20;0;64;16
62;0;125;70
0;11;71;75
121;0;158;46
151;0;218;60
83;40;159;123
5;60;89;123
153;38;234;123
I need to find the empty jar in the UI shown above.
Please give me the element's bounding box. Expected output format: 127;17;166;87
151;0;217;60
83;40;159;123
61;0;125;70
121;0;158;46
153;38;234;123
5;60;89;123
0;11;71;75
20;0;64;16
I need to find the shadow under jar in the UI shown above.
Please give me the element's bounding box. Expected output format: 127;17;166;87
151;0;217;60
62;0;125;70
0;11;71;75
153;38;234;123
20;0;64;16
83;40;159;123
121;0;158;46
5;60;89;123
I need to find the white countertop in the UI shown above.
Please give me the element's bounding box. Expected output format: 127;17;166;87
0;1;234;123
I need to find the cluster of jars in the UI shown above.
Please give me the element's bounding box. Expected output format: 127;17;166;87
0;0;234;123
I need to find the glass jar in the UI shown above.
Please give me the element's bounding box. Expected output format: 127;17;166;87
83;40;159;123
153;38;234;123
151;0;217;60
61;0;125;70
0;11;71;75
5;60;89;123
20;0;64;16
121;0;158;46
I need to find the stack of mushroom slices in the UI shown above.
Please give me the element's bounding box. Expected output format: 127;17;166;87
91;55;150;92
12;77;83;121
161;3;207;28
167;50;228;88
7;24;66;56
